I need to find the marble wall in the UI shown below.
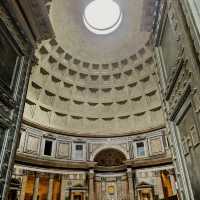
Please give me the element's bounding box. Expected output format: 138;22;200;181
153;0;200;199
10;165;177;200
17;124;168;162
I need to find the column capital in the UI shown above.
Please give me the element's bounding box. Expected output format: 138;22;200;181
127;168;135;178
49;174;55;179
127;168;133;173
35;172;41;178
89;169;94;174
22;169;28;176
89;169;95;178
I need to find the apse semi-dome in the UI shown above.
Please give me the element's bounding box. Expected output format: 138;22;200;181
23;0;164;136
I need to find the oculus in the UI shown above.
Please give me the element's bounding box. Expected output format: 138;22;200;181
83;0;122;35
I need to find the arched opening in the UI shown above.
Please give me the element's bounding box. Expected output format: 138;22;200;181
94;148;126;167
83;0;123;35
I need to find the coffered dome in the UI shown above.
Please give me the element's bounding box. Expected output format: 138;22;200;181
50;0;150;63
23;0;164;136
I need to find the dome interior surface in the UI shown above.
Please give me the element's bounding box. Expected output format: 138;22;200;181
23;0;164;136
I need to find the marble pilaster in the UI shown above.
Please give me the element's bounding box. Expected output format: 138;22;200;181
60;175;66;200
127;168;135;200
20;170;28;200
89;169;95;200
33;172;40;200
47;174;54;200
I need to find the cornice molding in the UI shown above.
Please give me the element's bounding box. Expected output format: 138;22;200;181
16;152;172;171
22;119;165;138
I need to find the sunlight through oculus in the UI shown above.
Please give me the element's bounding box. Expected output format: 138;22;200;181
83;0;123;35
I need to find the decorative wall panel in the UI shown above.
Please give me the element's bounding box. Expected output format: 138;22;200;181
56;141;71;159
25;134;41;155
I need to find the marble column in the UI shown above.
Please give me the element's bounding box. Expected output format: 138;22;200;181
169;173;177;195
116;177;122;199
127;168;135;200
60;175;66;200
150;189;154;200
47;174;54;200
89;169;95;200
33;172;40;200
83;192;86;200
20;170;28;200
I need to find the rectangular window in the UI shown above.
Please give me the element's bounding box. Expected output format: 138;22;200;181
44;140;53;156
76;145;83;151
136;142;145;157
75;144;83;160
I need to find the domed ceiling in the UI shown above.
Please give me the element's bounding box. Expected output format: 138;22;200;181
50;0;150;63
23;0;164;136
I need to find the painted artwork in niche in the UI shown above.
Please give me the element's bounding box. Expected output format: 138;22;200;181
108;185;115;194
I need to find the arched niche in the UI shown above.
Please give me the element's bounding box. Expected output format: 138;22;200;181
94;148;126;167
